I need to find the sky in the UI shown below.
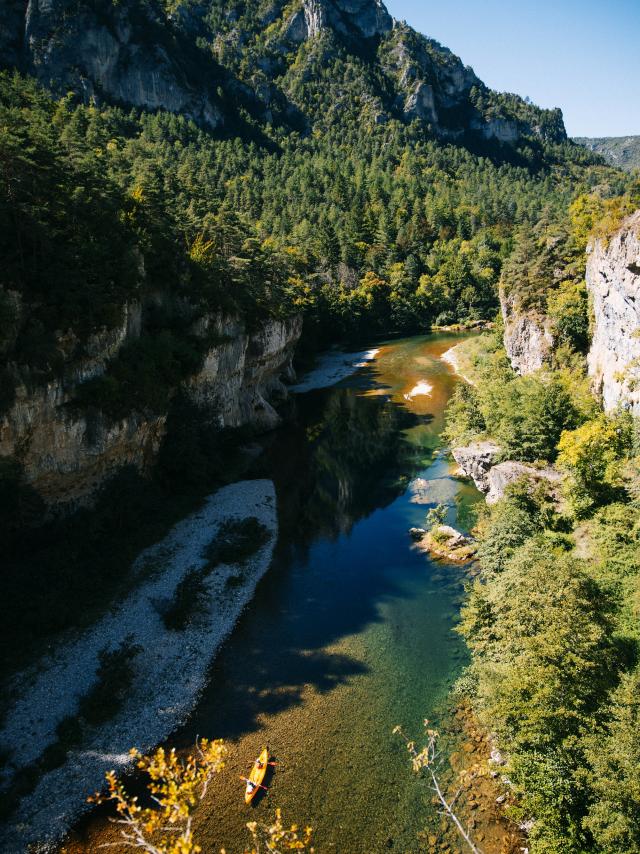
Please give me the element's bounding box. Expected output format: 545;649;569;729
385;0;640;138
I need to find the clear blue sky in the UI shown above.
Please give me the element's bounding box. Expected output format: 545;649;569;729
385;0;640;137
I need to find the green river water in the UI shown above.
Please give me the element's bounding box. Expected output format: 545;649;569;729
69;332;481;854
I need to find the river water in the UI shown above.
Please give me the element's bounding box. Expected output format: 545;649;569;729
69;332;481;853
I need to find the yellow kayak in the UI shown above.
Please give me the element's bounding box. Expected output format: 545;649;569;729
245;747;269;804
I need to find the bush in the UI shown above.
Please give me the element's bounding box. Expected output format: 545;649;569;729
558;413;634;518
163;570;210;631
79;637;142;725
204;516;271;568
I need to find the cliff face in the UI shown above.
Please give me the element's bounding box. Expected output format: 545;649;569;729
14;0;227;130
1;0;567;147
499;288;554;375
0;313;302;504
586;210;640;416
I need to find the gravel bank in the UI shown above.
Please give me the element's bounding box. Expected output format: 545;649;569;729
0;480;277;853
441;344;476;386
290;347;379;392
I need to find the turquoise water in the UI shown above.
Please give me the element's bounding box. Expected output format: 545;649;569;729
170;332;482;853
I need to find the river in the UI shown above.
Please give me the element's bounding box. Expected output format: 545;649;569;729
67;332;481;853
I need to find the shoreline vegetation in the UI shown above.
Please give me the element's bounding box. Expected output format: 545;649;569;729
441;323;640;854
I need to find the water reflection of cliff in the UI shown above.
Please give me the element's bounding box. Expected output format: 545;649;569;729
254;387;427;556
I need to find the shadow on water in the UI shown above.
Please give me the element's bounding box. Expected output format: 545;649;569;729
175;387;427;745
66;332;481;853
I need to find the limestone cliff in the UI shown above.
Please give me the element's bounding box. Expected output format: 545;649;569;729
0;313;302;504
499;287;554;375
586;211;640;416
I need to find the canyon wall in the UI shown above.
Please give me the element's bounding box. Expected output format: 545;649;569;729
0;312;302;504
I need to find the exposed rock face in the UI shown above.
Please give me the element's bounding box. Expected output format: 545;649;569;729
452;441;502;493
471;116;519;144
12;0;225;129
485;461;561;505
0;314;302;504
286;0;392;43
452;442;561;504
500;289;554;374
0;0;566;148
586;210;640;416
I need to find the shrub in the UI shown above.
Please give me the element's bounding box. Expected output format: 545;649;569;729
558;413;634;518
163;570;210;631
204;516;270;568
79;637;142;725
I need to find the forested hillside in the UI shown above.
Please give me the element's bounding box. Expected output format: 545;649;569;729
575;136;640;172
1;2;639;851
444;184;640;853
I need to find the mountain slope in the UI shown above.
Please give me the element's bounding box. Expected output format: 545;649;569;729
2;0;567;148
574;136;640;171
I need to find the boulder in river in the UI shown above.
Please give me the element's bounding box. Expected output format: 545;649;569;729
415;524;477;563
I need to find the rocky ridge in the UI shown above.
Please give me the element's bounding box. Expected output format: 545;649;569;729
1;0;568;146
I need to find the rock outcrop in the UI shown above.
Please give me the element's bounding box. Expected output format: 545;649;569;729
485;461;562;505
452;442;561;504
286;0;392;42
452;441;502;493
500;289;554;375
15;0;227;130
586;210;640;416
414;524;477;563
0;314;302;504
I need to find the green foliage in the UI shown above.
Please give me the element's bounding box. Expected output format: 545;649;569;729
1;63;630;385
451;315;640;854
444;337;589;462
557;412;634;518
584;669;640;854
474;486;544;575
425;503;447;531
461;539;617;853
546;279;589;352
